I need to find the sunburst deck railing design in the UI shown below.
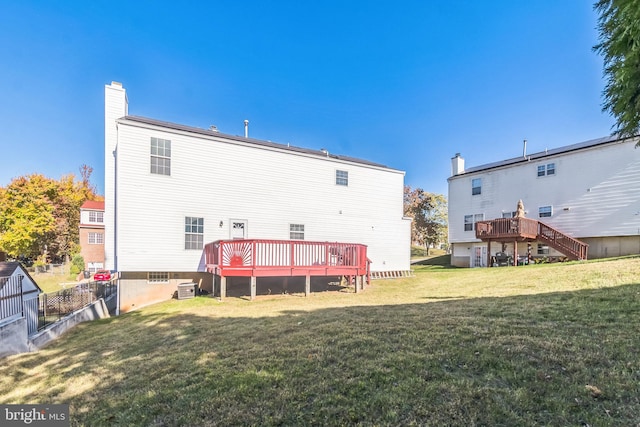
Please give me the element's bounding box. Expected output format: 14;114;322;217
203;239;370;299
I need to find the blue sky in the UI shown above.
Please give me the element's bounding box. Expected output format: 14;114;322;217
0;1;613;196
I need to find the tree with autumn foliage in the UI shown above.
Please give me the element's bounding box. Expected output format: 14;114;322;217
0;165;101;262
403;186;448;255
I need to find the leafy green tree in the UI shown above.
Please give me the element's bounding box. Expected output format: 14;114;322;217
0;174;57;258
0;166;101;261
403;186;448;255
594;0;640;143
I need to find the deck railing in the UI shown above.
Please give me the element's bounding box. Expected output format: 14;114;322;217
537;222;588;260
204;239;369;277
475;218;588;260
476;217;539;240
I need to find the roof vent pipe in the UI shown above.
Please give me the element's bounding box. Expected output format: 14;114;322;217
244;120;249;138
523;139;527;159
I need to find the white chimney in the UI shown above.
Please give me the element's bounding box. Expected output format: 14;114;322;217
523;139;527;159
244;120;249;138
451;153;465;176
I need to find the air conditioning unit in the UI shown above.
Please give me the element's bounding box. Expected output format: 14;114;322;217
177;282;197;300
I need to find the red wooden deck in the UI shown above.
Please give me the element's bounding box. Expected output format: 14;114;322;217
204;239;370;299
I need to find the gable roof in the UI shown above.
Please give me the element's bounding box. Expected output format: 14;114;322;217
0;262;42;292
81;200;105;211
118;115;396;170
0;261;20;277
453;134;636;177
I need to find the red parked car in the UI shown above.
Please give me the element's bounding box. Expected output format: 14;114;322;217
93;270;111;282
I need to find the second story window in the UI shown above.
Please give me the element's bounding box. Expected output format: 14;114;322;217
471;178;482;195
89;211;104;223
336;170;349;186
151;137;171;176
538;163;555;177
539;206;552;218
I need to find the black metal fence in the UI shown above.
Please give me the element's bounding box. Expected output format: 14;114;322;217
37;280;117;332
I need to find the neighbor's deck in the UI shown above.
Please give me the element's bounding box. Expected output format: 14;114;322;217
204;239;370;299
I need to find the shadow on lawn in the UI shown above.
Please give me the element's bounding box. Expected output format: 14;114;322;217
2;282;639;426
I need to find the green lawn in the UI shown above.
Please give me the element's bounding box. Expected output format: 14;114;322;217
2;257;640;426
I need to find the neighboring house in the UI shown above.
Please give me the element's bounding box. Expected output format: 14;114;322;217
448;135;640;267
104;82;411;308
79;200;105;273
0;262;42;356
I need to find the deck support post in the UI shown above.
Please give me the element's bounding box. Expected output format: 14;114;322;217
487;240;492;267
355;275;361;293
513;240;518;266
250;276;256;301
305;275;310;297
220;276;226;301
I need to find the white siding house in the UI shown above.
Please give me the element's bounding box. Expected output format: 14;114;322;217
104;82;411;298
448;136;640;267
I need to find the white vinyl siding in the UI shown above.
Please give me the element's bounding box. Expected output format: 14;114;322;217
111;120;411;272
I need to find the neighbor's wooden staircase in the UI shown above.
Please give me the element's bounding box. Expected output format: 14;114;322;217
536;222;588;261
476;217;588;261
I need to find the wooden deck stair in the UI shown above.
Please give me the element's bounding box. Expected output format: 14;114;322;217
476;217;588;261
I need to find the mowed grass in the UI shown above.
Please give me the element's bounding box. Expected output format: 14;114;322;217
2;258;640;426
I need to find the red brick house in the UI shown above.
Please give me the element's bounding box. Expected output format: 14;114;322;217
79;201;105;273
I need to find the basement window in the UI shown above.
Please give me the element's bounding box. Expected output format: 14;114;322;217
537;244;549;255
148;272;169;283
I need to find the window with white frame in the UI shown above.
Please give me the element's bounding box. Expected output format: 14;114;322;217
151;137;171;175
537;163;555;177
471;178;482;195
502;211;516;218
148;272;169;283
539;206;552;218
290;224;304;240
185;217;204;250
336;170;348;186
537;244;549;255
89;211;104;223
88;232;104;244
464;213;484;231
